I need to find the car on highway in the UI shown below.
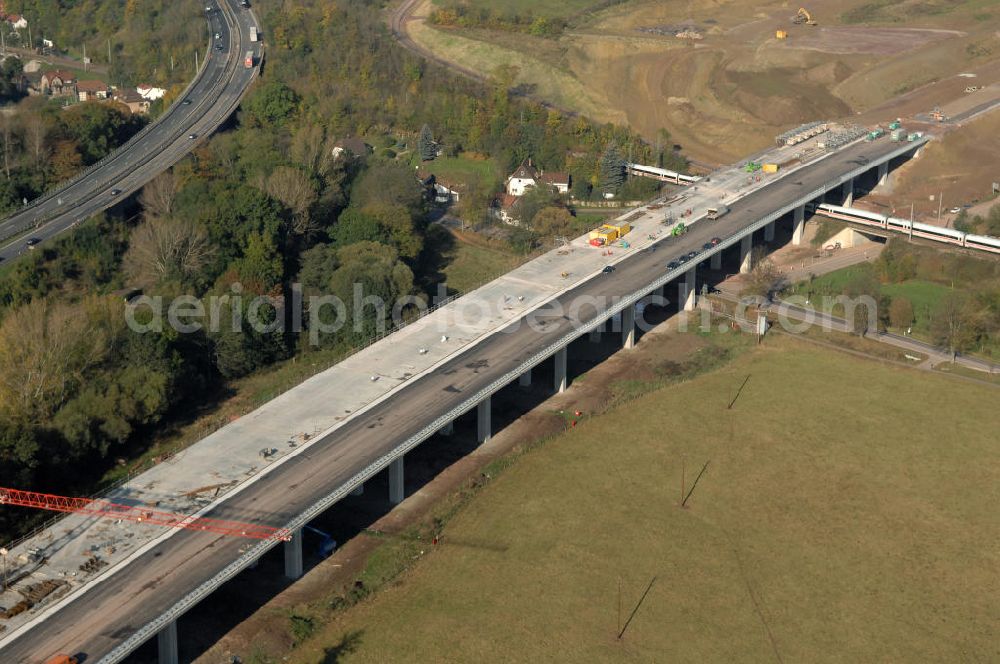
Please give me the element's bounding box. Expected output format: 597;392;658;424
666;260;679;270
676;255;689;264
182;98;192;105
215;44;224;52
702;242;713;251
110;188;122;196
602;265;616;274
710;237;721;245
26;238;40;250
214;32;222;39
188;133;198;139
686;251;698;260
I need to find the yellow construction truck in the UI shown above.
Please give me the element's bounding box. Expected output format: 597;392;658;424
588;222;631;247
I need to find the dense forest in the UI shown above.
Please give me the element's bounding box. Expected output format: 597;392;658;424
0;0;682;540
6;0;205;88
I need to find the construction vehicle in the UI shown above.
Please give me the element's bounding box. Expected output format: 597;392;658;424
744;161;762;173
706;205;729;220
890;129;905;142
776;29;788;39
866;128;885;141
762;163;779;174
888;119;902;130
793;7;817;25
907;132;923;142
45;656;79;664
671;222;687;237
930;107;945;122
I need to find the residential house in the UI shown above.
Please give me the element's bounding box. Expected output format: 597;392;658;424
136;84;166;101
416;170;463;205
113;88;151;114
332;137;372;160
40;70;76;97
5;14;28;30
505;158;538;197
540;171;571;195
494;194;522;225
77;80;109;102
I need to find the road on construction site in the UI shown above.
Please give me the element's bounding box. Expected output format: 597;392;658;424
1;138;916;662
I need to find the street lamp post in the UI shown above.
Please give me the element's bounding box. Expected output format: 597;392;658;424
1;547;8;592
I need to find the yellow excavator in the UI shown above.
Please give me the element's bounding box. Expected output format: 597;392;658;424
792;7;818;25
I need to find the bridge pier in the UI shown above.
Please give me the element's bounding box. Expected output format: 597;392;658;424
621;305;636;349
739;235;753;274
877;162;889;189
389;456;405;504
351;482;364;496
764;221;775;242
842;177;855;207
710;251;722;271
518;369;532;387
792;205;806;246
589;327;602;343
158;619;179;664
477;397;492;443
284;527;304;579
438;421;454;436
681;269;696;312
554;346;567;393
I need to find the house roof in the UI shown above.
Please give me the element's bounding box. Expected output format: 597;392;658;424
114;88;146;103
540;172;570;185
333;137;371;155
508;159;538;182
500;194;520;211
77;80;109;93
42;69;75;83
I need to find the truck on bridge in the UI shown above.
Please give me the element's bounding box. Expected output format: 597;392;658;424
244;51;255;68
706;205;729;220
249;26;258;42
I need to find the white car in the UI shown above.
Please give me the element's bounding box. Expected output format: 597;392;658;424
949;207;962;214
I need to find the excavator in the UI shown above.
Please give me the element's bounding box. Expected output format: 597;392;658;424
792;7;818;25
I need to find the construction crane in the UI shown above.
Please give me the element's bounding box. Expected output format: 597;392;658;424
793;7;817;25
0;486;292;541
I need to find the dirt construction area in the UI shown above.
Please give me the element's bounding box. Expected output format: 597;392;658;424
403;0;1000;164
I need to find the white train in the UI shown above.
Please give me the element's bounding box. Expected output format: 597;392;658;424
814;203;1000;255
626;163;701;186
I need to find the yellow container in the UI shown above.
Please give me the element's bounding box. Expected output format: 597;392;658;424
762;163;779;173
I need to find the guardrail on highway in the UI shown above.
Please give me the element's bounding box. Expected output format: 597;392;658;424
98;135;931;663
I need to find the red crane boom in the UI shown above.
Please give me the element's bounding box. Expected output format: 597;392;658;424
0;486;291;541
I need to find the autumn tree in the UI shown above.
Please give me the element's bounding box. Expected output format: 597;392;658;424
263;165;318;236
123;216;215;289
888;296;914;331
418;124;436;161
139;171;178;219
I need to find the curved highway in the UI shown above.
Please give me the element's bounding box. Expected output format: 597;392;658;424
0;0;260;262
0;139;922;663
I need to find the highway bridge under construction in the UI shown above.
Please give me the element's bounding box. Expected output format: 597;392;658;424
0;128;931;662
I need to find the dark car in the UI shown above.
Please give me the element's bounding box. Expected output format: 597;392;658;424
26;238;40;249
215;44;224;52
602;265;616;274
110;188;122;196
666;261;679;270
702;242;713;251
686;251;698;260
677;255;689;264
710;237;721;245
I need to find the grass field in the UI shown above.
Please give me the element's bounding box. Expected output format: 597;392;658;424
432;0;604;19
416;154;503;188
442;235;521;293
291;336;1000;662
